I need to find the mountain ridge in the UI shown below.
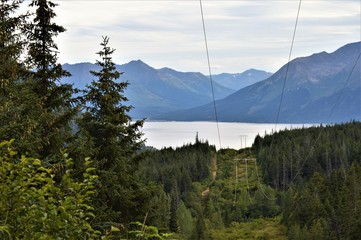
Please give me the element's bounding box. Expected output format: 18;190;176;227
62;60;268;119
212;69;272;90
155;42;361;123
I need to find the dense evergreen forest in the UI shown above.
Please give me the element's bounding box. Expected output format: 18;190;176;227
1;0;360;239
255;122;361;239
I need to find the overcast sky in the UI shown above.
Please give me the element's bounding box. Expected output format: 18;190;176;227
24;0;360;74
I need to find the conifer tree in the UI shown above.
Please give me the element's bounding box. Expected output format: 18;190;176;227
0;0;37;153
0;0;24;115
79;36;144;229
0;0;26;93
26;0;69;86
25;0;77;162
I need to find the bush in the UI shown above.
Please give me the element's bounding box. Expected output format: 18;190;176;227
0;140;100;239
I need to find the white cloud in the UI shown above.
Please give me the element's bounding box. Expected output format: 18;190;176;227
22;0;361;73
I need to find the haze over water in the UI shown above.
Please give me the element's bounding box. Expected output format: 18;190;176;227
142;121;312;150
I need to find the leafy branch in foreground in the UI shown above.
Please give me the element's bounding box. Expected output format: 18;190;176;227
0;140;100;239
128;222;173;240
102;221;172;240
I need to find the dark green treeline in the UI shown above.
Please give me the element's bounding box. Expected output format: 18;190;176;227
255;121;361;239
2;0;361;239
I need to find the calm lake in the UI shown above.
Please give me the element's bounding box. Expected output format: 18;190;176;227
142;121;312;150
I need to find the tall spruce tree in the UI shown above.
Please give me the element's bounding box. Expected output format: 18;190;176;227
0;0;24;118
79;36;144;229
25;0;77;162
0;0;38;153
0;0;25;92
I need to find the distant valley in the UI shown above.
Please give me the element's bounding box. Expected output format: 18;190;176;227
62;41;360;124
156;42;361;123
62;61;269;119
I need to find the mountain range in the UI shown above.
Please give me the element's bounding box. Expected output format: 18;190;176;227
156;42;361;123
61;61;269;119
212;69;272;90
62;42;360;123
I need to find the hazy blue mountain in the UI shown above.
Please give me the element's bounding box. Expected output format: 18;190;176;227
156;42;361;123
62;60;233;119
212;69;272;91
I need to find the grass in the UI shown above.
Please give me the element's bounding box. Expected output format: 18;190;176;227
209;216;287;240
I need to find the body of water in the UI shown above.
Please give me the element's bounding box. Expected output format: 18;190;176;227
141;121;312;150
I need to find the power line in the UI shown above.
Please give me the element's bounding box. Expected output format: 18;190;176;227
199;0;222;150
274;0;302;131
270;0;359;191
245;159;253;204
254;159;277;201
326;53;361;123
264;0;361;193
288;50;361;187
255;0;302;200
233;158;238;206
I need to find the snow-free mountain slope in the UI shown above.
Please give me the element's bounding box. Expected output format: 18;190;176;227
156;42;361;123
62;60;233;119
212;69;272;91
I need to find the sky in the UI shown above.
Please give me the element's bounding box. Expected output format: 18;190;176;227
24;0;360;74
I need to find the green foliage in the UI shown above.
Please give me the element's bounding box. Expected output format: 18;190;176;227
287;224;306;240
282;164;361;239
176;200;196;239
203;153;279;227
26;0;69;82
255;122;361;189
23;0;77;163
0;140;100;239
255;122;361;239
80;36;144;167
139;140;282;239
100;222;172;240
209;217;287;240
139;141;213;234
128;222;173;240
140;141;213;196
0;0;27;91
7;2;361;240
0;0;35;155
77;36;145;229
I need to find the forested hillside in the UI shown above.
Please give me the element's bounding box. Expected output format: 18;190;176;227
138;139;284;239
135;122;361;239
1;1;360;239
255;121;361;239
0;0;158;238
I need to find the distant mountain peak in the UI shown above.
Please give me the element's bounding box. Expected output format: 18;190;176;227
124;60;156;74
129;59;143;63
62;60;234;119
157;41;361;123
127;59;148;66
212;69;272;91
